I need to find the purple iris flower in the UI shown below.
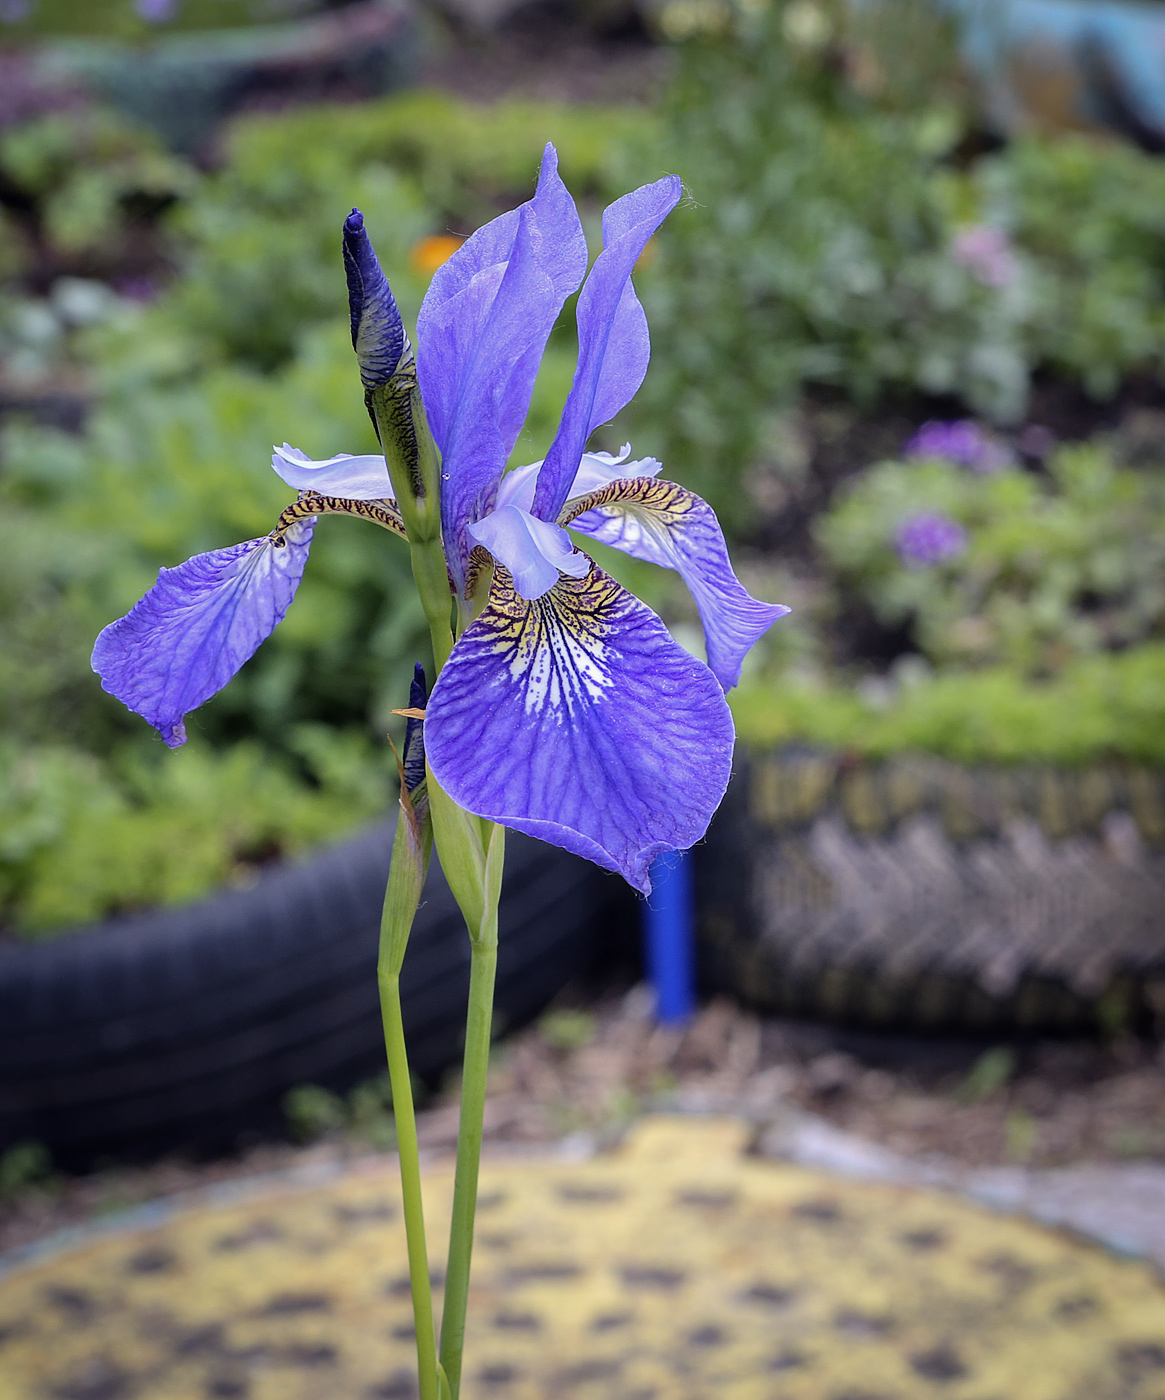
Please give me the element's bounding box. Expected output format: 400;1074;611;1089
92;147;788;893
895;512;967;568
905;419;1008;473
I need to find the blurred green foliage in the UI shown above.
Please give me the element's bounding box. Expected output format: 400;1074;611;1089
0;729;390;935
638;0;1165;526
731;643;1165;766
817;443;1165;672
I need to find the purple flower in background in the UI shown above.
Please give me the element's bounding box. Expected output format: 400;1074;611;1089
136;0;179;19
951;224;1018;289
93;147;788;894
895;512;967;568
905;419;1008;473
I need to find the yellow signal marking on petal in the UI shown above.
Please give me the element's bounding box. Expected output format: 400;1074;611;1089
270;491;408;544
477;563;622;719
560;475;696;528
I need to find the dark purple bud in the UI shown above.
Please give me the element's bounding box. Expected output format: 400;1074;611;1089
895;512;967;568
343;209;407;389
402;662;428;796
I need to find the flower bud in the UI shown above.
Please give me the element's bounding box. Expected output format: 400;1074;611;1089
343;209;409;389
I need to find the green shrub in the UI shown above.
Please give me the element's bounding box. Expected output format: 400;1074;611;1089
816;443;1165;673
0;728;390;938
731;643;1165;766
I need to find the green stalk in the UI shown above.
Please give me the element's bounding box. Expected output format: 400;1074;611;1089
435;819;505;1400
378;968;439;1400
378;788;438;1400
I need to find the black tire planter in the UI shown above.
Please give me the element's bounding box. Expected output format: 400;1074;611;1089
698;747;1165;1034
0;822;630;1167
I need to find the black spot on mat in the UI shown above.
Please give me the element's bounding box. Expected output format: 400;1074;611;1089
507;1262;581;1283
256;1291;333;1316
279;1343;337;1367
977;1252;1035;1291
591;1311;633;1332
0;1319;31;1348
676;1188;737;1208
1055;1294;1099;1320
743;1281;797;1309
769;1350;809;1372
391;1323;415;1341
477;1192;507;1210
833;1309;893;1337
1117;1342;1165;1379
125;1246;177;1275
909;1344;967;1381
206;1378;249;1399
479;1233;515;1250
479;1364;519;1385
793;1198;842;1222
45;1286;97;1320
384;1275;412;1297
899;1228;946;1252
555;1359;622;1385
620;1265;686;1291
368;1373;417;1399
334;1200;395;1225
557;1183;623;1203
492;1311;542;1332
213;1220;283;1252
51;1357;135;1400
173;1324;226;1358
830;1392;898;1400
687;1324;727;1347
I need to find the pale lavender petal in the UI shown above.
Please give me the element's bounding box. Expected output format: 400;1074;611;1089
425;563;734;894
495;447;661;515
566;478;788;691
416;145;587;592
531;176;681;523
271;443;395;501
91;521;314;748
468;503;589;601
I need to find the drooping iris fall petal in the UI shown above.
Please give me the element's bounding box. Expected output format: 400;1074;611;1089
424;562;734;894
565;477;789;691
91;521;315;748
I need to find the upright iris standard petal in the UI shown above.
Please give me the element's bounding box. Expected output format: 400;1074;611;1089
416;144;587;593
91;521;315;749
531;176;682;523
424;563;735;894
565;477;789;691
271;444;396;501
343;209;408;388
468;503;589;601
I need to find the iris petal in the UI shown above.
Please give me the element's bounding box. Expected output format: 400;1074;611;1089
531;176;681;523
416;144;587;593
424;562;734;894
495;446;661;515
468;503;589;601
565;477;789;691
271;443;396;501
91;521;314;748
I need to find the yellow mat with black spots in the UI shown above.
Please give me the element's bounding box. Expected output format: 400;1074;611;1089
2;1117;1165;1399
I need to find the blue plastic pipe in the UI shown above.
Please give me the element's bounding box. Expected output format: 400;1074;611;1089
645;849;695;1025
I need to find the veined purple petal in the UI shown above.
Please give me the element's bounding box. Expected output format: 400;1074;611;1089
468;503;589;601
531;176;681;524
344;209;408;388
566;477;788;691
425;562;734;894
495;445;662;515
91;522;314;748
271;443;395;501
416;145;587;593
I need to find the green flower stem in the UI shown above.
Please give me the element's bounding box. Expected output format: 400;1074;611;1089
437;822;505;1400
378;796;438;1400
378;968;439;1400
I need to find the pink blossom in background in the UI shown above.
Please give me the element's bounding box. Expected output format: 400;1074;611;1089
952;224;1019;289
